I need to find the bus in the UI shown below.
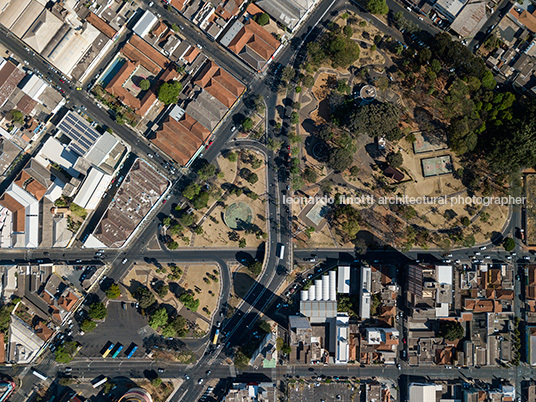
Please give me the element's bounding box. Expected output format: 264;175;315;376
277;243;285;260
91;375;107;388
125;343;138;359
32;369;47;381
212;329;220;345
111;343;123;359
101;342;115;358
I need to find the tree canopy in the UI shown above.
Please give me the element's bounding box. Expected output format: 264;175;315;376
88;302;107;320
440;320;464;341
139;79;150;91
254;12;270;26
345;102;400;138
158;81;183;105
105;283;121;299
307;29;360;68
366;0;389;14
149;307;168;329
133;286;157;309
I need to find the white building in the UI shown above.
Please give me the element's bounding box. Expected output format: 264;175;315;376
72;167;113;210
132;10;158;38
409;383;438;402
359;265;372;319
334;313;349;364
337;265;350;294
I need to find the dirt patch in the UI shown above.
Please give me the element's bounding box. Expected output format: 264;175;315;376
137;379;175;402
193;152;268;249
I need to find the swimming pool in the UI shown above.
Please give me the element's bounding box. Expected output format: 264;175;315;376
99;57;126;87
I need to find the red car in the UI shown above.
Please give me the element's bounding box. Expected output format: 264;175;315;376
206;140;213;148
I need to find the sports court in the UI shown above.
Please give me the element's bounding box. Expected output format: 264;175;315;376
421;155;453;177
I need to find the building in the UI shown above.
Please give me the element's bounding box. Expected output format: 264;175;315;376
360;265;372;319
7;315;45;364
0;59;25;107
433;0;468;21
449;1;487;38
72;168;113;210
288;315;314;364
360;327;399;365
151;106;210;166
333;313;349;364
365;381;391;402
409;383;438;402
225;382;277;402
88;159;169;248
132;10;158;38
221;8;280;72
256;0;317;31
300;272;337;323
118;388;152;402
337;265;350;294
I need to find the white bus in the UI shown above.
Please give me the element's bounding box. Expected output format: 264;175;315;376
32;369;47;381
91;375;107;388
277;243;285;259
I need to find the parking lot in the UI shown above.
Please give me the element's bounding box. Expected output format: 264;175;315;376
287;381;358;402
74;301;151;358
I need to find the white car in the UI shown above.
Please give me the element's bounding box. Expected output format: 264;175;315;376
480;246;487;250
122;258;128;264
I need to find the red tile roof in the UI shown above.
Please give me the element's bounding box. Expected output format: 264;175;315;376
0;193;25;232
129;35;170;70
228;18;279;61
194;60;245;108
152;113;210;165
183;46;200;64
86;12;117;39
14;171;47;201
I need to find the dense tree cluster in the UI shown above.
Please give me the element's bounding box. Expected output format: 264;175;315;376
345;102;401;139
157;81;183;105
307;24;360;68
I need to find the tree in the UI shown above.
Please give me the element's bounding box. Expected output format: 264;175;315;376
133;286;156;309
327;147;353;172
7;109;23;124
346;102;400;138
149;307;168;329
80;319;96;333
247;260;263;276
157;81;183;105
461;216;471;226
303;167;318;183
227;152;237;162
503;237;515;252
151;377;163;387
440;320;464;341
386;151;403;168
179;292;199;311
167;240;179;250
139;79;150;91
88;302;107;320
171;23;180;31
192;191;209;210
179;212;195;226
281;66;296;82
303;75;315;88
239;238;246;248
343;25;353;38
291;111;299;125
157;284;169;298
163;217;172;226
105;283;121;299
242;117;253;131
366;0;388;14
254;12;270;26
480;70;496;90
198;163;216;180
183;183;201;200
